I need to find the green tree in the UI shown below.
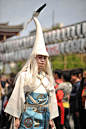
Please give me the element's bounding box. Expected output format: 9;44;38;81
50;54;85;71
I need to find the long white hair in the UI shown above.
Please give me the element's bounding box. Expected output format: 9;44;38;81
15;53;55;88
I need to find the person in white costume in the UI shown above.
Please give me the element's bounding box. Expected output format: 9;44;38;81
4;4;59;129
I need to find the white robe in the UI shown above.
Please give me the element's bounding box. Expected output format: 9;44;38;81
4;71;59;120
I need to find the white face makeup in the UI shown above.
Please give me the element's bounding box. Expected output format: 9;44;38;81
36;55;47;71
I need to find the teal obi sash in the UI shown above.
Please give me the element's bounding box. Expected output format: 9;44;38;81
19;92;50;129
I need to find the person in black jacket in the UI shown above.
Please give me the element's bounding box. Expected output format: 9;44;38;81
77;71;86;129
70;69;81;129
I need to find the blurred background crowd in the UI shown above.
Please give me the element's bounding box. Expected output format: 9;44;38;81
0;72;16;128
0;68;86;129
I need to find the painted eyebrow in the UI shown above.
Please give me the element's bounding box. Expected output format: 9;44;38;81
38;55;42;57
38;55;47;58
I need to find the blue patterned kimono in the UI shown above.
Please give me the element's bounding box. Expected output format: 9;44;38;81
19;92;50;129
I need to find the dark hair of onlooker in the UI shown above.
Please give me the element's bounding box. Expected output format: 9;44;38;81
10;73;16;78
53;69;63;79
10;73;16;88
70;69;78;77
62;71;71;82
77;68;83;78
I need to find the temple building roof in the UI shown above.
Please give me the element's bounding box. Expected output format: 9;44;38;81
0;22;23;41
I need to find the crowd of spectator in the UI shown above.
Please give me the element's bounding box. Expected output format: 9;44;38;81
53;68;86;129
0;68;86;129
0;73;16;128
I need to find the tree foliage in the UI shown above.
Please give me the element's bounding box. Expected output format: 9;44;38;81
50;54;85;71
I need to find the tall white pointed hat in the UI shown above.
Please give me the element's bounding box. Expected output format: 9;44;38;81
31;16;49;56
21;3;49;57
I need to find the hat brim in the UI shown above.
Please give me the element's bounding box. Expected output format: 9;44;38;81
34;50;49;57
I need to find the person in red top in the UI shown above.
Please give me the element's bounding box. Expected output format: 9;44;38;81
53;69;64;129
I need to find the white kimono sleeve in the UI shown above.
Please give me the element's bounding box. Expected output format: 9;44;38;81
4;73;25;118
48;86;59;120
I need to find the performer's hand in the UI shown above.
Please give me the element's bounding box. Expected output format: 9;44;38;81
49;120;54;129
15;118;20;129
